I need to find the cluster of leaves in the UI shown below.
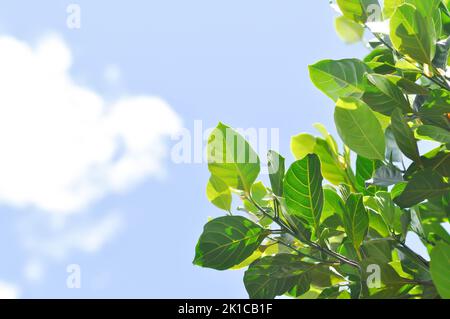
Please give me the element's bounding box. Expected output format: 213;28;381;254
194;0;450;299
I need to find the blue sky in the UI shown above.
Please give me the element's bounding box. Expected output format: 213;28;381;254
0;1;387;298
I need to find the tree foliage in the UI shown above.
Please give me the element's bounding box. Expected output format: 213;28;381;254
194;0;450;299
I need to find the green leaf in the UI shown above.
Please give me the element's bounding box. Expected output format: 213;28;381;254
314;138;348;186
193;216;267;270
322;187;346;221
385;127;403;163
390;3;436;65
284;154;324;233
291;133;348;186
406;151;450;178
394;169;450;208
391;109;421;163
290;133;316;160
406;0;442;18
364;47;396;74
334;16;364;44
309;59;372;101
355;155;381;192
416;125;450;144
243;254;318;299
383;75;429;95
206;176;232;211
375;191;403;233
337;0;381;23
267;151;285;197
342;193;369;250
384;0;406;18
418;90;450;130
362;238;393;264
334;97;386;160
362;74;412;116
430;242;450;299
207;123;260;193
243;182;271;217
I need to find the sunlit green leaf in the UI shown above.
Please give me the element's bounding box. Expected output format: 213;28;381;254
194;216;267;270
208;123;260;193
206;175;232;211
342;193;369;250
309;59;372;101
334;16;364;44
284;154;324;233
335;97;386;160
390;3;436;65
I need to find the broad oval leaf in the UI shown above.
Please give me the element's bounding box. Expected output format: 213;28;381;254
394;169;450;208
363;74;412;116
244;254;317;299
309;59;372;101
391;109;421;163
383;74;429;96
416;125;450;144
342;193;369;250
290;133;316;160
334;97;386;160
291;133;348;186
390;3;436;65
207;123;260;193
193;216;267;270
334;16;364;44
284;154;324;232
430;242;450;299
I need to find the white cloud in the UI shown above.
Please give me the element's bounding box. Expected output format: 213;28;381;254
0;34;182;214
0;281;20;299
19;212;123;260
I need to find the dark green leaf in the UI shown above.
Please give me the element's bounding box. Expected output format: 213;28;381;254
267;151;285;197
243;254;317;299
418;90;450;130
430;242;450;299
394;169;450;208
416;125;450;144
363;74;412;116
391;109;421;163
193;216;267;270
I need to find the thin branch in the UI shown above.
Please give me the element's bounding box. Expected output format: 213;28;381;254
248;195;361;269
